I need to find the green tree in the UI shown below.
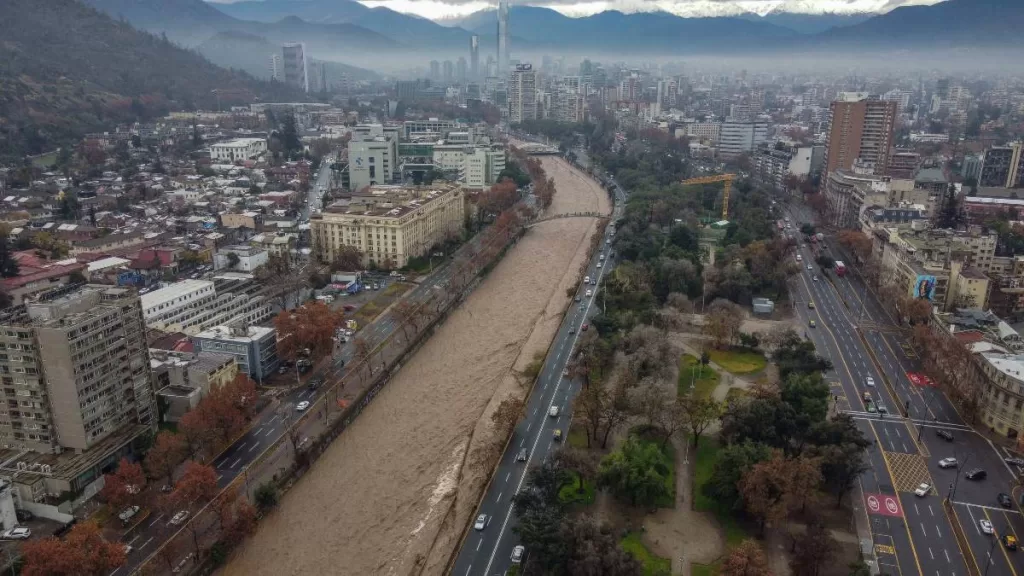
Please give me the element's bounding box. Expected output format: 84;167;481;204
815;255;834;269
704;441;772;510
597;435;672;507
780;372;831;426
226;252;240;269
0;236;20;278
254;482;279;510
280;113;302;159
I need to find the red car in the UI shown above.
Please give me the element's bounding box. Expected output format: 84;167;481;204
343;304;357;312
581;323;589;331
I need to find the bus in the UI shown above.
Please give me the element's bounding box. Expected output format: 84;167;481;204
835;261;847;277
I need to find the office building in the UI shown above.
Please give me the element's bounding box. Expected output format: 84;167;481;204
213;245;269;272
508;64;537;123
193;323;280;383
979;143;1024;189
141;279;272;335
210;138;267;163
470;35;480;80
282;43;309;93
823;162;891;229
430;60;440;80
349;134;398;191
718;121;769;159
311;184;466;268
497;0;509;75
456;57;467;83
269;54;281;82
823;93;897;178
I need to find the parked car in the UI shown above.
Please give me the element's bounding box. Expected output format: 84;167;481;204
170;511;190;526
2;527;31;540
1006;457;1024;467
938;457;958;469
474;514;488;531
118;505;140;524
980;519;995;534
965;468;987;480
913;483;931;497
998;493;1013;508
511;545;525;564
936;429;954;442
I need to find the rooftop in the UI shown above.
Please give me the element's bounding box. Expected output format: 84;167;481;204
140;279;214;310
194;324;275;342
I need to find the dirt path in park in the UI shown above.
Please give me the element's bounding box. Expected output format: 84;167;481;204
222;157;609;576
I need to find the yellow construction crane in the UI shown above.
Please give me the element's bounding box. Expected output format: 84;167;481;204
680;174;736;220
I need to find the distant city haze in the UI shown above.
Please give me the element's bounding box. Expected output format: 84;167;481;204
206;0;946;21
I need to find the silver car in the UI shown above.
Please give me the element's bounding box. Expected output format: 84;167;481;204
474;514;487;531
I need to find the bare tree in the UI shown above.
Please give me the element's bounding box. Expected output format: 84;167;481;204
704;299;744;348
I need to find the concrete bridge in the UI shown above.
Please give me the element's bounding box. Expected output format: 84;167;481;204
516;142;560;155
525;211;605;228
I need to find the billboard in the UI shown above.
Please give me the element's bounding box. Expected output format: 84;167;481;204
914;275;937;301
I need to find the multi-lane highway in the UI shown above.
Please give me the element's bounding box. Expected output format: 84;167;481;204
452;173;624;576
788;203;1024;576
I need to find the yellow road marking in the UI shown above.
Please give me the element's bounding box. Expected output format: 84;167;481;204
985;507;1020;576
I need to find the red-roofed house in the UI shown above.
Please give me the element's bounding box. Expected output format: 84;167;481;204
0;251;86;305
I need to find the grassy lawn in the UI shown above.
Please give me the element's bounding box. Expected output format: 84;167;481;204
708;348;767;375
352;282;412;327
620;531;672;576
633;428;676;508
692;436;750;546
567;425;589;449
679;354;720;399
724;387;748;404
691;562;721;576
558;471;596;506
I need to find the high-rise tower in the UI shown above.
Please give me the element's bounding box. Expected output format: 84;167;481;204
282;43;308;93
470;35;480;81
497;0;509;75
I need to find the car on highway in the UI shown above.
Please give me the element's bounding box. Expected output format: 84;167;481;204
1004;534;1018;551
1007;457;1024;467
170;510;190;526
938;457;958;469
796;254;803;262
876;403;888;414
575;296;581;302
549;406;560;417
516;449;528;462
474;514;488;531
981;519;995;534
813;275;818;282
913;483;931;497
807;301;815;309
586;289;593;297
866;401;876;413
511;545;525;564
296;401;310;411
123;544;133;555
862;391;872;402
998;493;1013;508
965;468;987;480
597;263;603;269
806;264;813;270
569;326;575;334
1;527;30;540
809;319;816;328
936;429;954;442
308;378;322;391
553;429;562;441
865;377;875;387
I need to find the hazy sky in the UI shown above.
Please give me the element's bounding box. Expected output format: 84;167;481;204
210;0;945;21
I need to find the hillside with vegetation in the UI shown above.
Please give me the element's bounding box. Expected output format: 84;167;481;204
0;0;301;160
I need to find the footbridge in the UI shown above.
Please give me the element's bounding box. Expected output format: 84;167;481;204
525;211;605;228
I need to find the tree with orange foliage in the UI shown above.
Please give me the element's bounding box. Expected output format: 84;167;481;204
478;178;519;215
173;461;219;506
145;431;187;484
99;458;146;512
216;491;259;546
21;521;126;576
274;300;345;362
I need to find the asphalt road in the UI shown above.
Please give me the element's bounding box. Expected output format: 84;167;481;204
451;172;624;576
787;203;1024;576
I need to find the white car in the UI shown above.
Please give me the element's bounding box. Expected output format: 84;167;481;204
296;401;310;411
914;483;931;497
585;289;593;297
549;406;559;418
796;254;803;262
2;527;31;540
170;510;190;526
118;505;140;523
597;263;603;269
806;264;813;270
938;457;959;469
865;377;875;387
981;519;995;535
474;514;488;531
511;545;525;564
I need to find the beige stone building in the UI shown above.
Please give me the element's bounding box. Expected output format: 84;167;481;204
310;184;465;268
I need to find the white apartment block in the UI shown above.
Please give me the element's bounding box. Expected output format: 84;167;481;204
141;280;271;335
719;121;769;158
210;138;267;162
682;122;722;144
213;245;269;272
509;64;538;124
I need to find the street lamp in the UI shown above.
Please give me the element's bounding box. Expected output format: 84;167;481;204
947;453;970;502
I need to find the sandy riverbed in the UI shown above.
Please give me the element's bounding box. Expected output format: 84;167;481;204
222;157;610;576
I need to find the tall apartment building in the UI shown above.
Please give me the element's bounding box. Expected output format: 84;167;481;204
0;285;155;455
311;184;466;268
718;121;769;159
269;54;281;82
282;43;308;93
823;93;897;178
979;143;1024;189
470;35;480;80
509;64;537;124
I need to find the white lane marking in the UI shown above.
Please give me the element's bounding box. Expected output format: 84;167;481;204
140;537;154;549
935;525;942;538
149;515;164;527
230;458;241;468
966;504;981;534
929;505;935;517
505;472;510;483
249;443;258;453
127;535;141;545
476;540;482;551
496;491;502;502
929;548;934;560
945;550;951;562
264;427;276;437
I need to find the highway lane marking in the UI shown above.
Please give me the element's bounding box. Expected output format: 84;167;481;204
248;443;258;453
464;565;471;576
920;523;927;537
526;423;531;433
928;547;934;560
929;505;935;516
230;458;241;468
936;525;942;537
264;427;276;437
216;474;223;481
505;472;510;483
481;222;612;576
149;515;164;527
983;507;1019;576
127;535;141;546
956;501;1023;515
798;275;925;575
476;540;482;551
140;537;154;549
496;491;502;502
945;550;951;562
520;439;525;447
